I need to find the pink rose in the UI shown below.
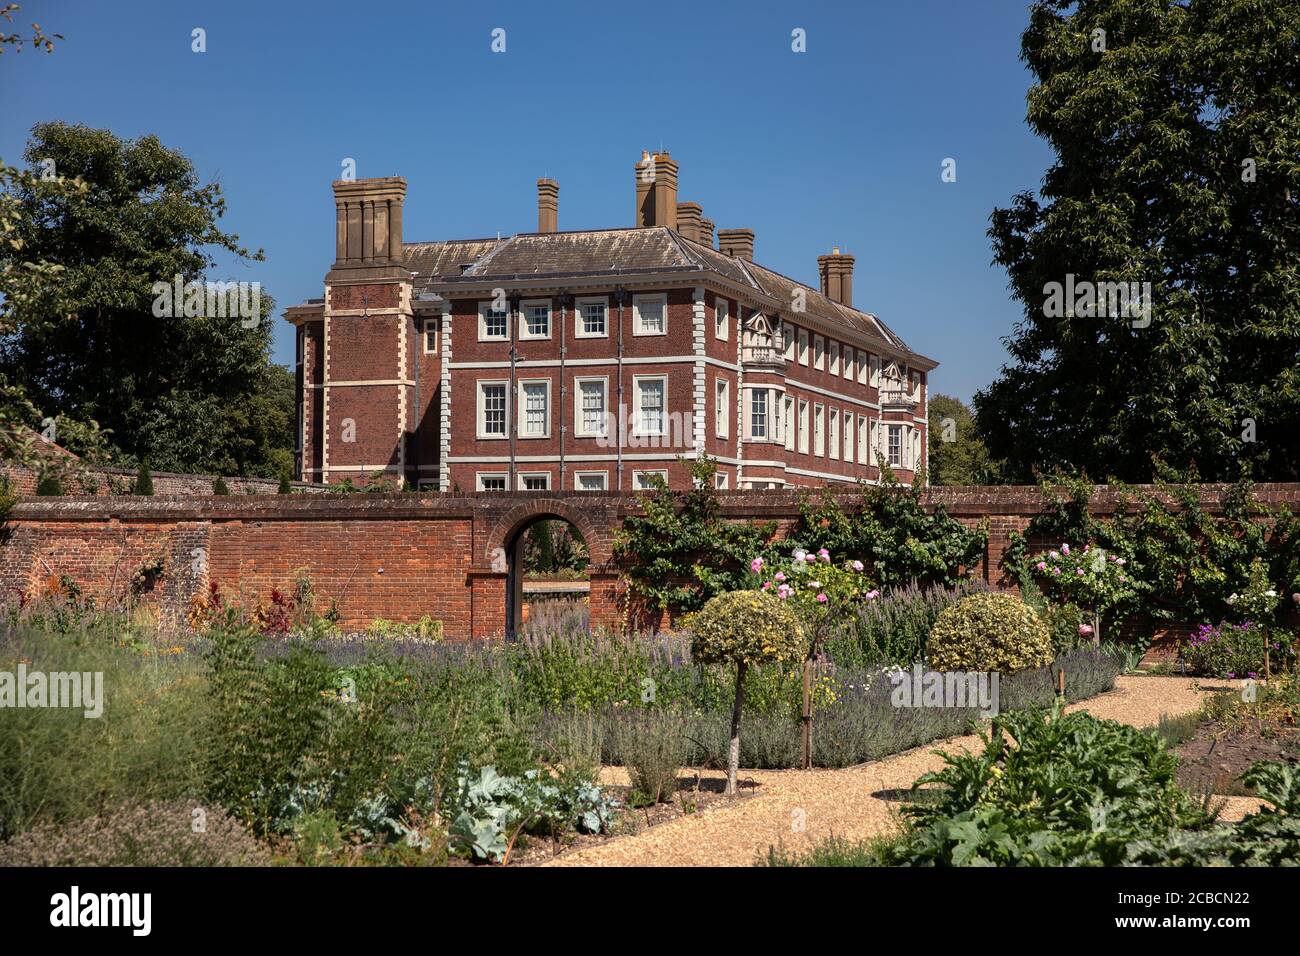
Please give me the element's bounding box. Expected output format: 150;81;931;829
852;560;864;572
775;572;786;582
1079;624;1094;637
816;593;828;603
1061;543;1070;555
818;549;831;563
750;557;764;573
1036;561;1047;571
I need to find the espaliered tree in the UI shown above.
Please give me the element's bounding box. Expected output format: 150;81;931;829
976;0;1300;482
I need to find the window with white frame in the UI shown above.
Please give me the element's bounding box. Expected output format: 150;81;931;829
912;429;922;470
715;378;729;438
813;335;825;370
828;407;840;460
784;324;796;360
844;411;854;462
575;377;607;438
844;347;855;381
859;417;870;464
814;403;825;456
519;473;550;491
633;294;666;335
715;298;729;340
633;470;668;490
518;379;551;438
829;341;840;376
479;302;508;341
783;396;795;450
576;297;607;338
476;473;507;491
575;471;607;491
478;381;508;438
859;352;870;385
715;472;729;489
423;318;438;354
888;424;903;467
798;329;809;366
521;300;551;339
798;399;810;454
870;354;882;386
633;375;667;435
750;388;769;440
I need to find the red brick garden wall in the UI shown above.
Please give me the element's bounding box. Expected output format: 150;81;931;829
2;484;1297;642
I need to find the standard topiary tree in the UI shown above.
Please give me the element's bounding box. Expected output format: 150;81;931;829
690;590;804;795
927;592;1052;673
212;476;230;495
133;461;154;496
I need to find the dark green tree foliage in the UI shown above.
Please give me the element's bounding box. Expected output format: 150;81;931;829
0;123;294;477
133;461;154;496
212;477;230;495
278;475;291;495
614;458;775;616
792;474;987;589
34;471;62;496
976;0;1300;482
927;394;1000;485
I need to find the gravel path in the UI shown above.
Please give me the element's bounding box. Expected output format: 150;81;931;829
545;675;1256;867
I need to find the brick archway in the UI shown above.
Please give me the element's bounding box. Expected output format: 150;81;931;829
484;498;614;567
482;499;616;639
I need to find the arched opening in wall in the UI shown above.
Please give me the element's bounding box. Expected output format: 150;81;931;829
505;516;591;640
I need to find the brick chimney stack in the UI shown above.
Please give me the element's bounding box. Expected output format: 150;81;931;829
634;150;678;229
328;177;408;280
699;216;715;248
817;247;856;308
537;178;559;233
717;228;755;260
676;202;703;243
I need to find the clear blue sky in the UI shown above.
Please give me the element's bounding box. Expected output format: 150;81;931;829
2;0;1053;404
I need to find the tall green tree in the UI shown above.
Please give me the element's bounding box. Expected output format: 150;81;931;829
0;122;294;476
975;0;1300;482
927;394;1000;485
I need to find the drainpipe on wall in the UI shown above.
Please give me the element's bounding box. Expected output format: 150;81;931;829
615;287;626;492
508;295;520;490
558;292;570;491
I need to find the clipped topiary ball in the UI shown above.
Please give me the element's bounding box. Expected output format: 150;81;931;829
927;591;1052;673
690;590;805;668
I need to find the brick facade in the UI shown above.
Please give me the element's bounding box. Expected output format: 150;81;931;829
284;155;937;493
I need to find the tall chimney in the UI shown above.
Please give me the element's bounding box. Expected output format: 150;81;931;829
676;202;703;242
717;228;755;260
699;216;715;248
537;178;558;233
328;176;408;280
817;247;856;308
635;151;654;227
635;150;678;228
651;152;678;229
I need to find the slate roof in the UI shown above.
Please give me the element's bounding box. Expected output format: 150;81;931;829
399;227;927;363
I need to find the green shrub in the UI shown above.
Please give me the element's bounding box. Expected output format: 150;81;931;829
0;625;207;840
887;705;1209;866
0;800;271;866
1182;621;1293;679
35;471;62;496
606;711;687;805
133;461;154;495
278;475;292;494
926;592;1052;672
212;476;230;495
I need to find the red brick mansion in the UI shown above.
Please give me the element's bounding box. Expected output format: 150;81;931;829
284;152;936;492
